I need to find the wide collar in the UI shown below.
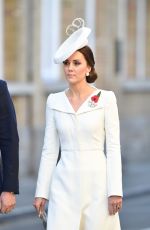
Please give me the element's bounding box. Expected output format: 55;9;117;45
50;89;104;115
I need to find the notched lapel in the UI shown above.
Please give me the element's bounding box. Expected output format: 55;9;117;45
49;92;74;113
77;93;104;114
49;90;104;114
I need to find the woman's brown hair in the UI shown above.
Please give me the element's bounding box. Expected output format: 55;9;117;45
77;46;98;83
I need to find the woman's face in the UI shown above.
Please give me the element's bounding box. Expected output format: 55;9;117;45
63;51;91;85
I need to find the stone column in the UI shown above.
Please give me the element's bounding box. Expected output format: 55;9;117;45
117;0;128;78
85;0;96;53
41;0;61;83
136;0;146;79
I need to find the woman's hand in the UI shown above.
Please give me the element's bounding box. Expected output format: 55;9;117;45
108;196;122;215
33;197;47;217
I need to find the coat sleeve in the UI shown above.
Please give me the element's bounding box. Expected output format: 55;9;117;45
0;80;19;194
104;91;123;197
35;94;59;199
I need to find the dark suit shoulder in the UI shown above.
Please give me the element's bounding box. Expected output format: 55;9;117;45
0;80;8;95
0;79;7;87
0;80;14;118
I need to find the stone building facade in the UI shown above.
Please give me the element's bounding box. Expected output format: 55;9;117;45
0;0;150;179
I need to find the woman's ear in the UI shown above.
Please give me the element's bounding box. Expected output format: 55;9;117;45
87;66;91;74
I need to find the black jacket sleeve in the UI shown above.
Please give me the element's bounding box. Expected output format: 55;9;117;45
0;80;19;194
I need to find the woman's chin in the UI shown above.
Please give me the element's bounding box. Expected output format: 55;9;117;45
67;79;77;84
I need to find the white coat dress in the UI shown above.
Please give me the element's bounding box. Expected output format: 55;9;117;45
35;88;123;230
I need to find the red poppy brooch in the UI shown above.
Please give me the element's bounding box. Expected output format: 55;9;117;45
88;91;101;107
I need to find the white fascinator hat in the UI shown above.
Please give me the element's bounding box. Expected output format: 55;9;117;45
53;18;91;64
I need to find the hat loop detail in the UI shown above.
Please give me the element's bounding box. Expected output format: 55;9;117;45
66;18;85;36
53;18;91;63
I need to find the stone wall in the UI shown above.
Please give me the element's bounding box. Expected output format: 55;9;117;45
2;0;150;177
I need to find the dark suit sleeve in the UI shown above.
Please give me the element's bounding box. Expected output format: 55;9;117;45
0;81;19;194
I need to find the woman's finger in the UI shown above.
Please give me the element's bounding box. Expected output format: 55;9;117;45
33;198;47;216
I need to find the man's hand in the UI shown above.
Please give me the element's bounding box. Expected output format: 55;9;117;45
0;192;16;214
108;196;122;215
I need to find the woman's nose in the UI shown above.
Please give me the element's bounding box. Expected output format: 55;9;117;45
68;63;73;70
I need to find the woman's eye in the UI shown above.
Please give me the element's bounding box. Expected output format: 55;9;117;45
74;61;81;65
63;61;69;65
63;60;81;66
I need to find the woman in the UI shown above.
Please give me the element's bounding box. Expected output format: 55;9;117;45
33;18;123;230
